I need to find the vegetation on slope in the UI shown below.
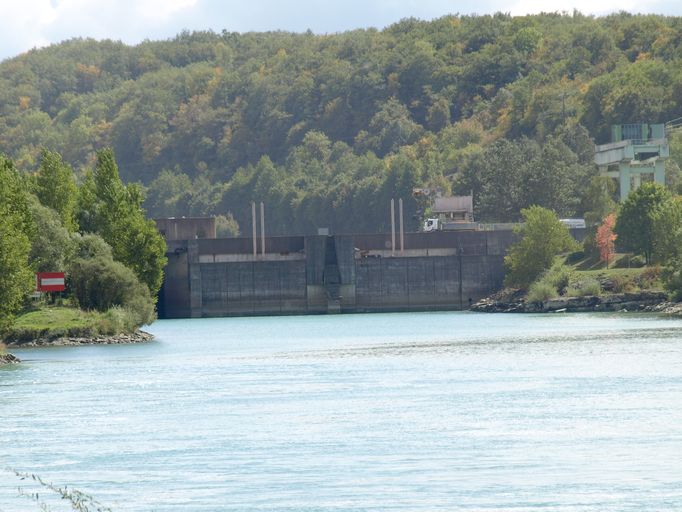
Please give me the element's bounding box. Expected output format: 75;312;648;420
4;13;682;233
5;304;146;344
505;184;682;303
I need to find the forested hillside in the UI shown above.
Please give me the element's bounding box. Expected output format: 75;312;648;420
3;12;682;234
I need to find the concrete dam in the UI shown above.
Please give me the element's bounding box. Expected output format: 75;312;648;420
158;230;518;318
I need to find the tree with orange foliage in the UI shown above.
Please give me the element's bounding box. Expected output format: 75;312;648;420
596;213;617;268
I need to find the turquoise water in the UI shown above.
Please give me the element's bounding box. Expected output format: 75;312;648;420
2;312;682;511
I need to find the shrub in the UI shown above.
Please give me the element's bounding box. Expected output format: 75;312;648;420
70;256;140;311
566;277;602;297
546;264;573;294
122;292;156;327
98;306;127;334
640;265;661;283
527;281;557;303
67;233;156;330
663;259;682;301
607;275;632;293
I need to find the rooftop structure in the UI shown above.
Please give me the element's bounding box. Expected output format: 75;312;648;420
594;123;668;200
430;194;474;222
155;217;216;241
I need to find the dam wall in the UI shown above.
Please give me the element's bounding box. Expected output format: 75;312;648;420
157;231;520;318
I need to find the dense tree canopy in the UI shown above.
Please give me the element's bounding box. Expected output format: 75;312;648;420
2;13;682;232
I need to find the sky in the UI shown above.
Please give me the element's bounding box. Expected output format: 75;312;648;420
1;0;682;61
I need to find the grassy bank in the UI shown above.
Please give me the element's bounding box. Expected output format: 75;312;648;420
3;305;144;344
525;252;664;303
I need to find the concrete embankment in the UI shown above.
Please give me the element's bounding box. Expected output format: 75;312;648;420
472;290;670;313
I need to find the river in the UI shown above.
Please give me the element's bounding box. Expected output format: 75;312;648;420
2;312;682;511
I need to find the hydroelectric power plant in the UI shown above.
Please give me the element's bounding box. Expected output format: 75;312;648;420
158;226;517;318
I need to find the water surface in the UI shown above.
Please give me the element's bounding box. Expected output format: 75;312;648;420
2;312;682;511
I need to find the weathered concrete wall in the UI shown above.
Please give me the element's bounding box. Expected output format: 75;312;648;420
200;260;307;316
159;231;528;318
351;254;504;312
158;241;190;319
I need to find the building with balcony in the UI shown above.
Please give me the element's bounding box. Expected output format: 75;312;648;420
594;123;668;200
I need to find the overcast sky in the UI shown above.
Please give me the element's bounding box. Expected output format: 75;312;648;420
2;0;682;61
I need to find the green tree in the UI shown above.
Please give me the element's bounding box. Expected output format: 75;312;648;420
653;196;682;261
614;182;677;264
357;98;424;157
78;149;167;295
582;176;617;255
34;149;79;232
28;197;75;273
144;169;192;218
0;156;34;332
504;206;578;288
426;97;451;132
215;213;240;237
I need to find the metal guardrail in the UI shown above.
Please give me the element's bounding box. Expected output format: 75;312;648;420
596;138;667;152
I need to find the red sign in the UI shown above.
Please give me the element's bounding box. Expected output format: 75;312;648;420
36;272;66;292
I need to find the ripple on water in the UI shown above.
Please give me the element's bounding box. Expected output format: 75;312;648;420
2;312;682;511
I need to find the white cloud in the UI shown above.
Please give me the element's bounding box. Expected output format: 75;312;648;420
0;0;56;54
134;0;199;20
0;0;199;60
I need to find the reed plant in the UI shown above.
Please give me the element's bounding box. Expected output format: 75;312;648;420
7;468;112;512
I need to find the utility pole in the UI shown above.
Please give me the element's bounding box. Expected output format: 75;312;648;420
260;201;265;257
399;198;404;255
251;201;257;258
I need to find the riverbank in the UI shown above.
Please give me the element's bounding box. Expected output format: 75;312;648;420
2;305;155;348
471;289;677;313
4;329;154;348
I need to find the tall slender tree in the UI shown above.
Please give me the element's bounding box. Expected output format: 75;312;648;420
34;149;79;232
0;156;34;332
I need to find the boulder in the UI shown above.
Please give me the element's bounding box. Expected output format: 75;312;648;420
0;353;21;365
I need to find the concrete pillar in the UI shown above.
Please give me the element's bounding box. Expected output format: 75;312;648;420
632;172;641;192
619;164;631;201
252;202;257;257
260;201;265;256
399;198;404;255
390;199;395;256
654;159;666;185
